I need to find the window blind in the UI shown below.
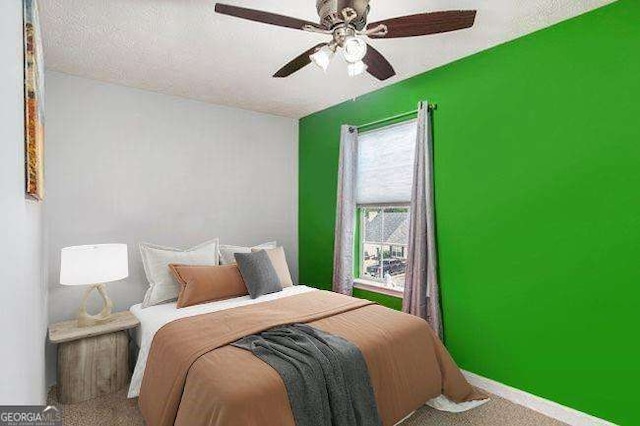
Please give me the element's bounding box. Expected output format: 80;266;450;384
356;120;417;205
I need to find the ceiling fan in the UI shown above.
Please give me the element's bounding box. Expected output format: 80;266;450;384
214;1;477;81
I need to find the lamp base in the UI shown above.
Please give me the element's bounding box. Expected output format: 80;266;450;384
77;284;114;328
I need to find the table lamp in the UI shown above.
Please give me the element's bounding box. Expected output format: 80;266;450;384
60;244;128;327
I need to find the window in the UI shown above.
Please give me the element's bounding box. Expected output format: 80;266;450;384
355;120;417;295
359;206;409;291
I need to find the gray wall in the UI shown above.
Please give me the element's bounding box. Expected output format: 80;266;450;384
45;72;298;384
0;0;47;404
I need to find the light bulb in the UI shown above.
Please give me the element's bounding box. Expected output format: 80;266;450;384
342;36;367;63
310;45;334;72
347;61;367;77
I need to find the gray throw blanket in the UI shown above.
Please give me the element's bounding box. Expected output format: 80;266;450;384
232;323;382;426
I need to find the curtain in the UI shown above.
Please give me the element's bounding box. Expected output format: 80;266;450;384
403;101;443;339
332;125;358;295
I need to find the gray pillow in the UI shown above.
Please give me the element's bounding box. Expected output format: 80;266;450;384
234;250;283;299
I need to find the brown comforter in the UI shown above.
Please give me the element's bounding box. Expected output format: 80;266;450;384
139;291;484;426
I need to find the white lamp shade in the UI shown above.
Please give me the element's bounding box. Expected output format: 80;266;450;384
60;244;129;286
347;61;367;77
342;37;367;63
310;45;334;72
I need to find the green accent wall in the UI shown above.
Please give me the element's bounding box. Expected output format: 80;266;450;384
299;1;639;424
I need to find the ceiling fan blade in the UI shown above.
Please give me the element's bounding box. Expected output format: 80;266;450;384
274;44;327;78
215;3;322;31
363;44;396;81
369;10;477;38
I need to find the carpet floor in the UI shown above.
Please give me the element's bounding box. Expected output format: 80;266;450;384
48;386;567;426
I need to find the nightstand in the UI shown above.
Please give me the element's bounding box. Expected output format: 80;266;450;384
49;311;140;404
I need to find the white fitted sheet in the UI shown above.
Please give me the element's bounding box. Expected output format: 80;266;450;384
127;285;317;398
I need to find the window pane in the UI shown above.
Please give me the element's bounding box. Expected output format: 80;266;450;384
362;208;382;281
363;208;382;242
381;208;409;247
362;243;382;281
381;207;408;290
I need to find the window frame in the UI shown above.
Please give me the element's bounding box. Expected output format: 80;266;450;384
352;117;418;299
354;203;409;298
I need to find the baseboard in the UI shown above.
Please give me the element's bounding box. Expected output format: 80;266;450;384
462;370;617;426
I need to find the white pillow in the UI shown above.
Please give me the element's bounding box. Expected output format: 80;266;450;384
140;238;219;308
219;241;277;265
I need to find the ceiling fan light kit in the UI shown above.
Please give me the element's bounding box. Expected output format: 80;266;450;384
342;36;367;63
214;1;477;81
310;45;335;72
347;60;368;77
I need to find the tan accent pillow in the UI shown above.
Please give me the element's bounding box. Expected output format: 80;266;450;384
251;246;294;288
168;264;248;308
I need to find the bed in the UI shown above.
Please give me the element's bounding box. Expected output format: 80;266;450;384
130;285;485;426
128;285;318;398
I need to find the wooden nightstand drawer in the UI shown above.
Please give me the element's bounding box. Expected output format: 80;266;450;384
49;311;139;404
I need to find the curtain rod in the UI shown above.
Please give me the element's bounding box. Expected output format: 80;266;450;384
356;103;437;131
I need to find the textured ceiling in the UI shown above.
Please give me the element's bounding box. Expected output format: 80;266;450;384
40;0;615;118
